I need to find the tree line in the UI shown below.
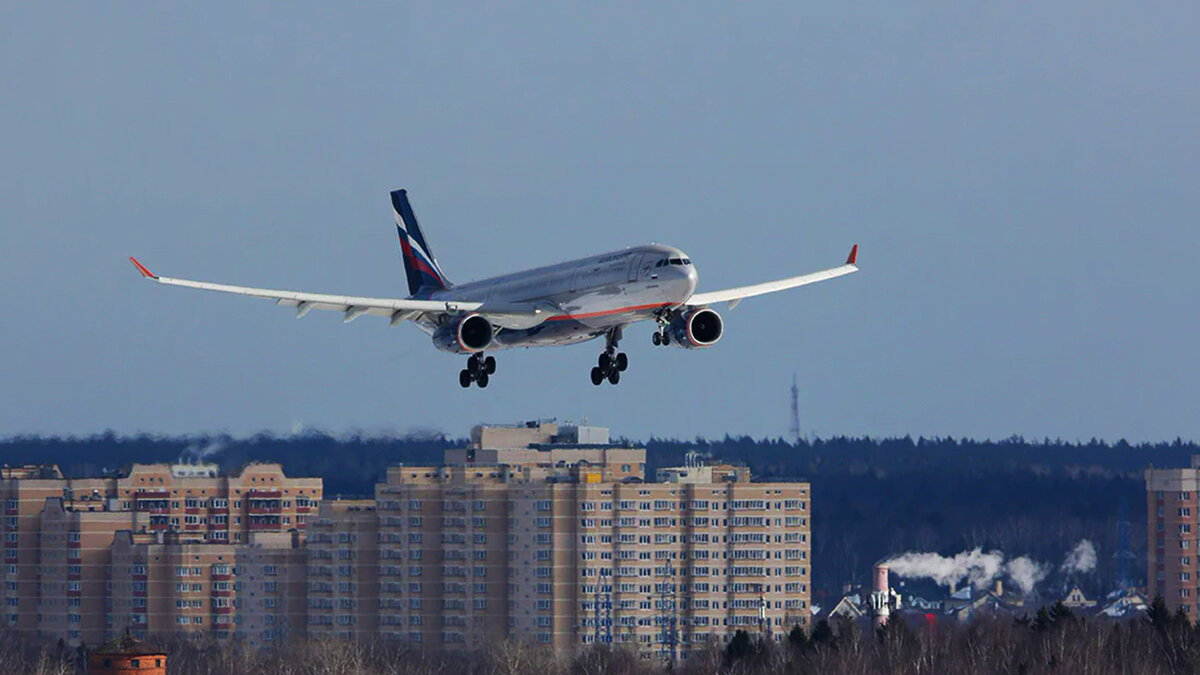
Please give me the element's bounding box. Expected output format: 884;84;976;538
0;432;1172;597
5;599;1200;675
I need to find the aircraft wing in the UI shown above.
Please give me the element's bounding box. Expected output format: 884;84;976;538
128;257;544;326
686;245;859;309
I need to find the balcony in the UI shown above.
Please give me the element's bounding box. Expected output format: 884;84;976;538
247;499;283;515
248;515;283;531
133;490;170;513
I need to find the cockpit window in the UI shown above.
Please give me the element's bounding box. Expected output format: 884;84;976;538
682;258;691;265
670;258;682;265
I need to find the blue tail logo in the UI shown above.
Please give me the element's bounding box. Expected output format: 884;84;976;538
391;190;449;296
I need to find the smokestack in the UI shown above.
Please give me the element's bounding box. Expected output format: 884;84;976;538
870;563;893;630
992;579;1003;597
873;564;889;595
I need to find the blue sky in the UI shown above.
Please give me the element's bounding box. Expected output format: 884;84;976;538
2;2;1197;442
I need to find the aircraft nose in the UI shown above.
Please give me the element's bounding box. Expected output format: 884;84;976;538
683;264;698;295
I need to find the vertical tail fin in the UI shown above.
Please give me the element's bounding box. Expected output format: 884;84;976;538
391;189;450;296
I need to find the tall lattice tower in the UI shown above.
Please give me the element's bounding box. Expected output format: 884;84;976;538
1115;496;1136;591
789;373;802;444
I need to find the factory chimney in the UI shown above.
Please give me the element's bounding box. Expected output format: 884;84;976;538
869;562;902;630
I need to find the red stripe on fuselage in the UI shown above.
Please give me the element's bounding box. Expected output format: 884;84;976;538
545;302;673;323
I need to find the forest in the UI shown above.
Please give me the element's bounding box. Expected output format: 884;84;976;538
0;431;1176;598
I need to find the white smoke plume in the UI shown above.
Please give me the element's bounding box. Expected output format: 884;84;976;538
1062;539;1097;574
1005;556;1050;595
178;441;225;464
884;548;1005;590
886;549;1053;596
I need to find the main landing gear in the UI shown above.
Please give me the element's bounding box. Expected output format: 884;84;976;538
651;310;671;347
460;353;496;388
590;329;628;386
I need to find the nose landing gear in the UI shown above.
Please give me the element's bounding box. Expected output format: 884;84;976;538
460;353;496;388
651;310;671;347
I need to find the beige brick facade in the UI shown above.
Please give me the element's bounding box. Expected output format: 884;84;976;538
0;462;319;645
306;500;379;640
1147;457;1200;613
305;423;812;661
2;424;811;661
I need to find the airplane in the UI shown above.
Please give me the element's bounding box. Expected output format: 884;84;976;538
130;189;858;388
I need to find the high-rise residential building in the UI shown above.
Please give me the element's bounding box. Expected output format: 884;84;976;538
108;529;306;644
38;499;145;644
0;461;321;643
1146;457;1200;613
306;499;379;640
3;421;812;661
233;532;308;647
310;421;812;661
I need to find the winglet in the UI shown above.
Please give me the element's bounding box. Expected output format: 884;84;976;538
129;257;157;279
846;244;858;266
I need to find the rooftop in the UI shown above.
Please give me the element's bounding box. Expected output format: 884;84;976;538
93;633;164;656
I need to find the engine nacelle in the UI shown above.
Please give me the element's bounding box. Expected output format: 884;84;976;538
669;307;723;349
433;313;494;353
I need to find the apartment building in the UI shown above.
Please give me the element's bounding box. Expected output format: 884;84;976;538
0;461;320;643
38;499;146;644
1147;457;1200;613
503;470;810;656
234;532;308;647
5;422;811;660
305;500;379;640
1;465;92;634
109;529;306;643
307;422;811;660
111;462;321;544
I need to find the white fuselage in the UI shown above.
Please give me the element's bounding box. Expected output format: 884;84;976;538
420;244;698;348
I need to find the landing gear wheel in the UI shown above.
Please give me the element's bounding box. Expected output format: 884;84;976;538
459;370;472;388
477;372;489;388
661;332;670;346
615;353;628;372
484;356;496;374
607;369;620;385
467;355;480;376
590;367;605;386
598;352;612;372
652;332;661;346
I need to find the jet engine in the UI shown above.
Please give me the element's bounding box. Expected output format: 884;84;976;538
433;313;493;353
668;307;723;348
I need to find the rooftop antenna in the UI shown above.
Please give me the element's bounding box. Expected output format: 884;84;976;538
789;373;803;444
